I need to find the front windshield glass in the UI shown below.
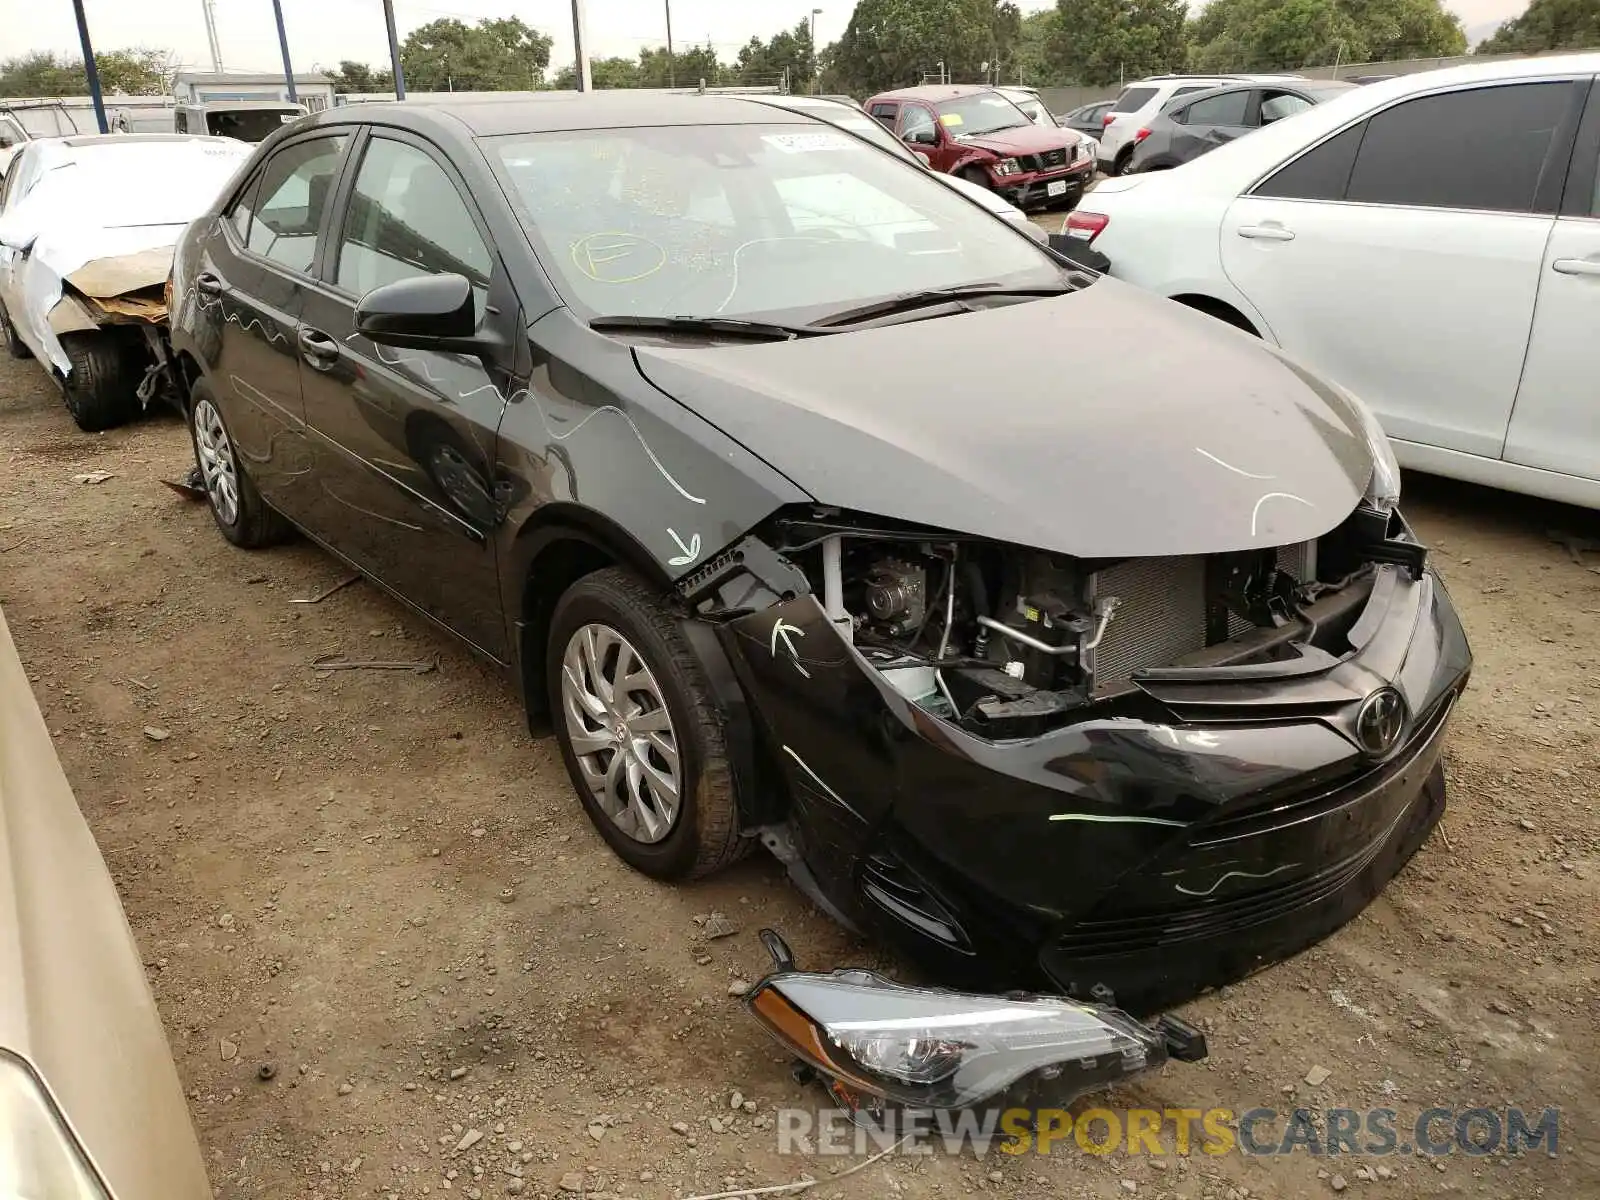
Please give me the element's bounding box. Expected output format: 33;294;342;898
490;122;1060;324
934;93;1032;137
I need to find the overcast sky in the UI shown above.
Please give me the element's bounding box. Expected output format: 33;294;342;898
0;0;1526;80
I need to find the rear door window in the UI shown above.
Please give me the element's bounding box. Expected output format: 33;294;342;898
1253;123;1364;201
869;102;898;128
1345;82;1571;214
1111;87;1157;113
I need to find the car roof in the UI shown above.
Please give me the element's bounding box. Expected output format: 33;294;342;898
1161;80;1355;108
869;84;1004;103
311;93;812;137
59;133;225;148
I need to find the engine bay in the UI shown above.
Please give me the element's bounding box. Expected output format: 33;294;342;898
716;504;1427;739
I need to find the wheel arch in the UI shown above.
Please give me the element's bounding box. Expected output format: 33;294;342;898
1170;292;1262;336
514;506;773;831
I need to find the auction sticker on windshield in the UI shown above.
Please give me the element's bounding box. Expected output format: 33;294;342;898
762;132;855;154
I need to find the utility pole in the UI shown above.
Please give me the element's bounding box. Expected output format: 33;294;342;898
270;0;298;103
71;0;107;133
201;0;225;72
665;0;675;88
570;0;592;91
382;0;407;98
809;8;821;94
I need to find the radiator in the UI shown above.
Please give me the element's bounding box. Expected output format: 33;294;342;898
1087;543;1316;693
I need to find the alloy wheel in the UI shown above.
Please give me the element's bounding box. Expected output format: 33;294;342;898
560;622;682;844
192;396;240;526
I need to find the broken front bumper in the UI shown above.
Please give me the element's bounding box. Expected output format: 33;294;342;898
721;564;1470;1014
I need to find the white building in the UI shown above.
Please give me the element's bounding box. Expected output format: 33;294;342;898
173;71;334;112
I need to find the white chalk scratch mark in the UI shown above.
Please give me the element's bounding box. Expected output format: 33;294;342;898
1047;812;1186;827
1174;863;1299;897
1250;491;1314;537
781;745;857;815
1196;447;1274;480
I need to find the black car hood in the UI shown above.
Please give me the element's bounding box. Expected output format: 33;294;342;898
632;278;1375;558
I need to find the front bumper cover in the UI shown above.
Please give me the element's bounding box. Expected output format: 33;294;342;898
719;563;1470;1014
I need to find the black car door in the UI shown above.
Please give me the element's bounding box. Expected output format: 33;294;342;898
296;126;523;661
193;131;352;522
1172;88;1253;163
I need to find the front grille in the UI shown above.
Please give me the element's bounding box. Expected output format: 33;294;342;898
1088;542;1316;692
1013;153;1040;172
1040;147;1069;169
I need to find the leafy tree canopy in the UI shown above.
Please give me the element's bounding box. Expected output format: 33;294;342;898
399;17;551;92
1478;0;1600;52
0;48;175;98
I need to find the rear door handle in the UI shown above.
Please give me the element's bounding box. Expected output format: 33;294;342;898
298;327;341;370
195;272;223;296
1237;224;1296;242
1552;257;1600;277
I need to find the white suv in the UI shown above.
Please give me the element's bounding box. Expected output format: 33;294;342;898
1099;74;1308;175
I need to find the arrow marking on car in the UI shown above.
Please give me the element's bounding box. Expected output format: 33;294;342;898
667;528;701;566
769;618;810;679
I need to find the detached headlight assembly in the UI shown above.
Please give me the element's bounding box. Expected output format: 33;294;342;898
0;1050;110;1199
991;157;1021;177
746;949;1204;1111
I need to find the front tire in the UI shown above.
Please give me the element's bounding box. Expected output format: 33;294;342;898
0;300;30;359
959;166;992;192
59;332;140;431
547;567;744;881
187;379;290;548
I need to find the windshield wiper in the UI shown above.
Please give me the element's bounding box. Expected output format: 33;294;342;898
811;282;1073;329
589;315;825;341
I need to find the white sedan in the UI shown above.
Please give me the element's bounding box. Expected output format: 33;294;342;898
1065;53;1600;509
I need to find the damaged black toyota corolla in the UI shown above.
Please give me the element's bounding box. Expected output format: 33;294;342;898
168;95;1469;1113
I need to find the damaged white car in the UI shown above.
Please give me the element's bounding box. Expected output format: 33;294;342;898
0;133;252;430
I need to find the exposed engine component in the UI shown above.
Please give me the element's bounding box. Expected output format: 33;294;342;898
754;505;1408;741
864;559;927;636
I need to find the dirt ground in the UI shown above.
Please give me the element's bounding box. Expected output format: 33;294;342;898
1;348;1597;1200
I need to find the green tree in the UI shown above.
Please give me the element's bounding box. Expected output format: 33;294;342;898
549;56;643;89
1478;0;1600;52
636;43;723;87
0;47;175;97
1014;9;1062;83
399;16;552;92
1046;0;1188;86
1188;0;1464;72
327;60;395;94
825;0;1017;95
732;20;817;89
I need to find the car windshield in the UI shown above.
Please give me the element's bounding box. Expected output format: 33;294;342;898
490;123;1061;325
934;93;1032;137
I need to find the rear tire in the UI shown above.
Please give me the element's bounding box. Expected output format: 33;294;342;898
0;300;29;359
187;378;290;548
547;567;745;881
59;333;141;431
1113;148;1135;177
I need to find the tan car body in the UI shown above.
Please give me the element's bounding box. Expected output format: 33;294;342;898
0;606;211;1199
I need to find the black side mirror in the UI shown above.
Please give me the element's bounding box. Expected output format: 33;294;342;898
356;273;490;353
907;127;938;147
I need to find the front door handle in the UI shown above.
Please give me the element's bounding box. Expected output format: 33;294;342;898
195;272;223;296
1237;224;1296;242
1552;257;1600;277
298;327;341;371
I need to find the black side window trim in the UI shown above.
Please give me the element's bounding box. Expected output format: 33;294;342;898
1249;78;1589;215
227;128;359;280
1559;75;1600;217
316;124;500;302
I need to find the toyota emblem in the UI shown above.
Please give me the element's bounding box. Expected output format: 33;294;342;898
1355;687;1406;756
